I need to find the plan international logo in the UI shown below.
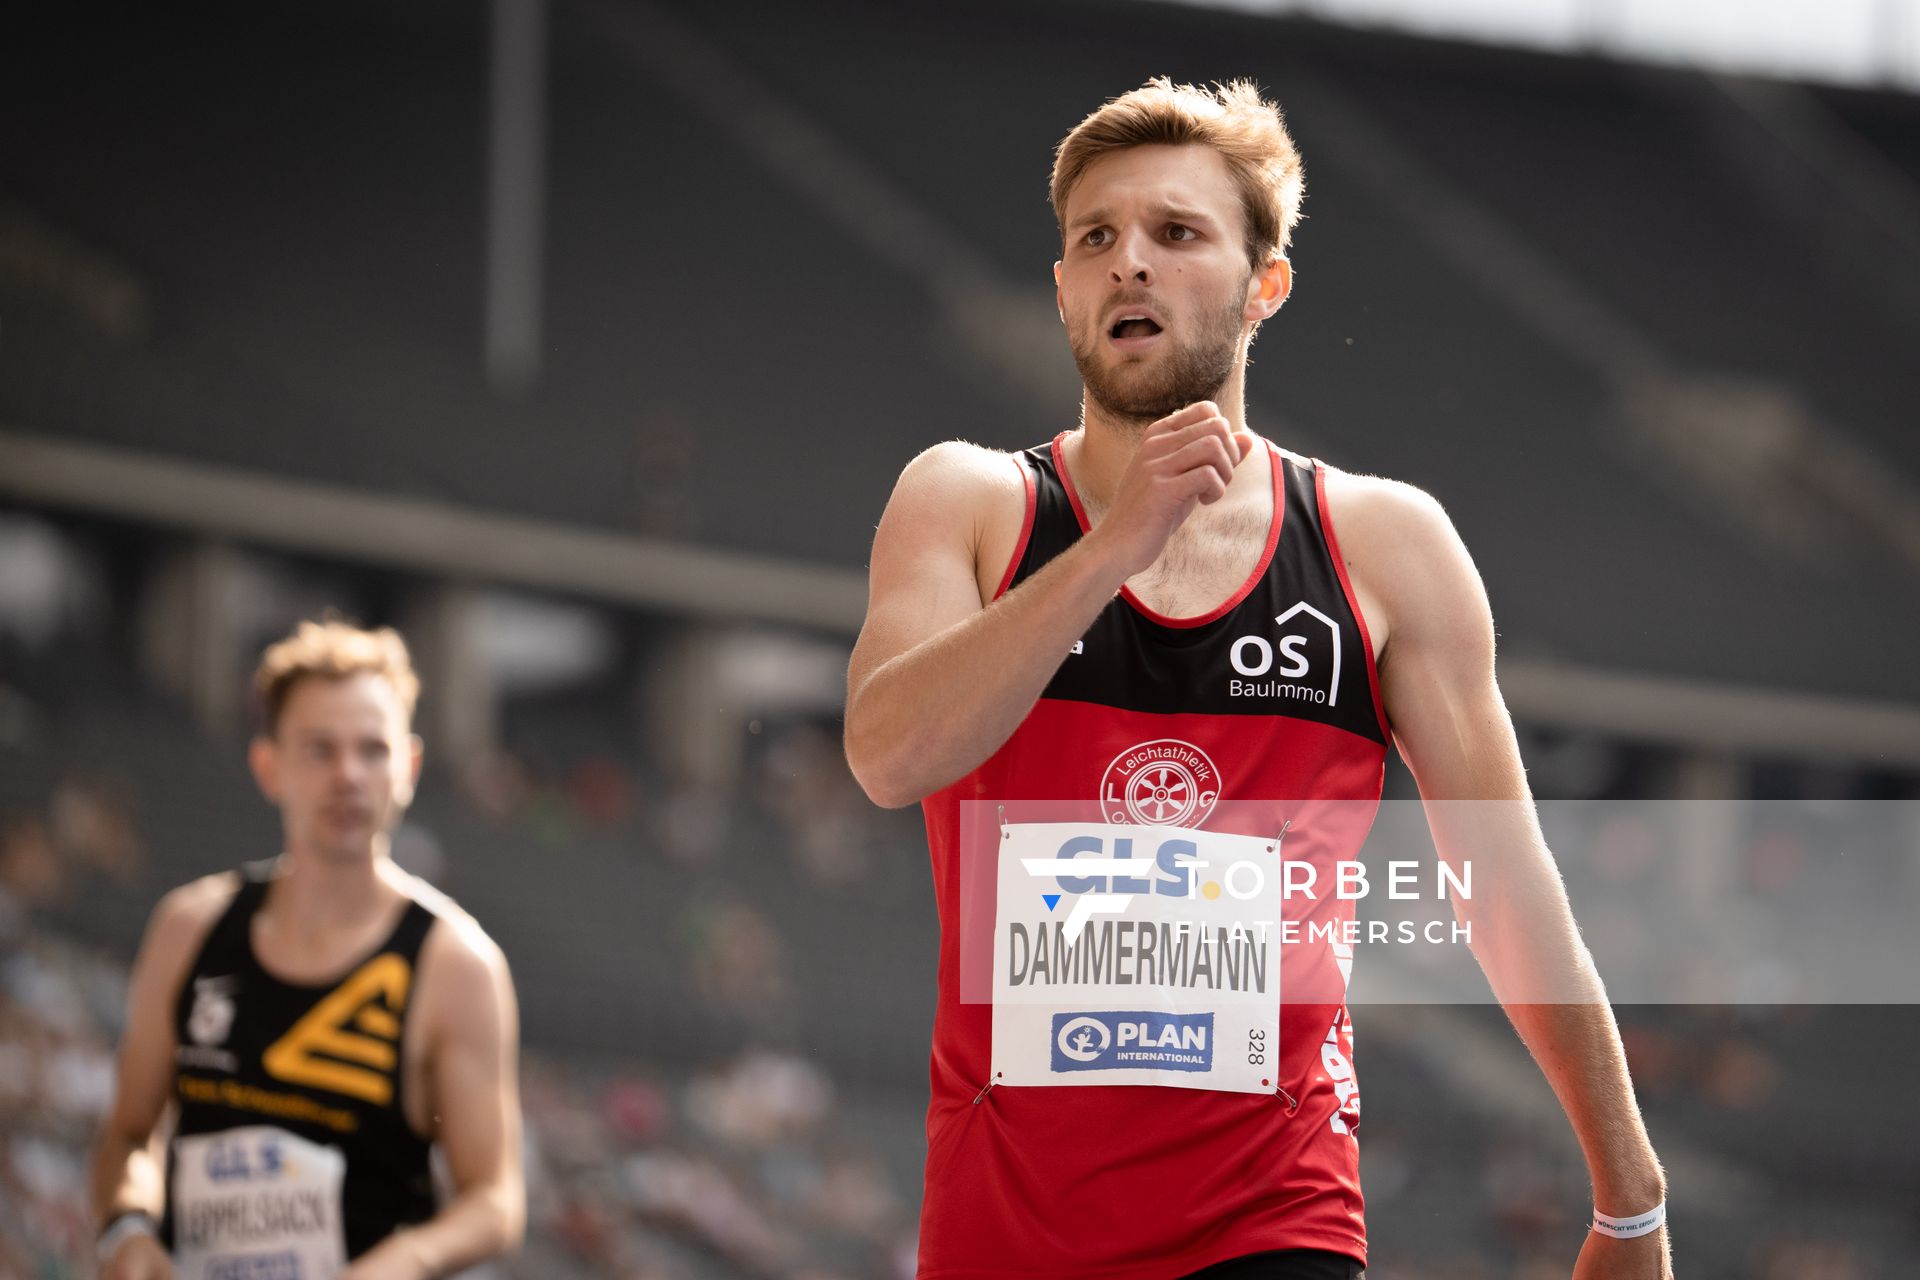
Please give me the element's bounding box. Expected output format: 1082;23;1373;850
1049;1011;1214;1073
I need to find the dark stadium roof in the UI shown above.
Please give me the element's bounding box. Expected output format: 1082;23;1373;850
4;0;1918;702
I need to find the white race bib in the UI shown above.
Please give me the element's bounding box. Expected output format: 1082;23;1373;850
990;823;1282;1094
171;1125;348;1280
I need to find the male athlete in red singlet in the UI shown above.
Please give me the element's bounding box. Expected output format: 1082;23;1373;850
845;79;1673;1280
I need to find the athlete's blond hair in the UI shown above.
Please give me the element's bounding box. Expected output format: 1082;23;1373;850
255;617;420;734
1050;77;1306;272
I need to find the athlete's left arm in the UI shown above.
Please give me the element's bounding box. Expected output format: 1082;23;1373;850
345;921;524;1280
1342;475;1671;1280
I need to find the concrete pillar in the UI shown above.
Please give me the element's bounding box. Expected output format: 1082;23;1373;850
642;625;741;788
1668;749;1747;905
405;582;499;775
137;538;247;737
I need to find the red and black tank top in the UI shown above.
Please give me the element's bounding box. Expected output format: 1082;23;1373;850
916;435;1390;1279
162;862;441;1268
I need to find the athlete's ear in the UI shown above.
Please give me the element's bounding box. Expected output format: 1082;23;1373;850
248;735;280;804
387;733;423;810
1245;256;1291;321
1053;260;1064;324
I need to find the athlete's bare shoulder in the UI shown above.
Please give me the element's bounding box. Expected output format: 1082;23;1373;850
1314;462;1473;663
132;870;243;999
390;869;514;1099
386;864;510;993
898;438;1026;482
1318;462;1449;532
881;439;1031;605
891;440;1028;529
148;871;242;945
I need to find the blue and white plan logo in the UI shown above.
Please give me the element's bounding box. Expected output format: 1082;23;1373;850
1049;1011;1214;1073
209;1252;301;1280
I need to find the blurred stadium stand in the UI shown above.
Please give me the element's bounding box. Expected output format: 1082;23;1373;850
4;0;1920;1277
3;634;1918;1277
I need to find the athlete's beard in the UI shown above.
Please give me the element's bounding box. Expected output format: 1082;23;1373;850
1071;289;1247;429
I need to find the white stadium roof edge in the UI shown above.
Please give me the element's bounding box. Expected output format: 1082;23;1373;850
1161;0;1920;93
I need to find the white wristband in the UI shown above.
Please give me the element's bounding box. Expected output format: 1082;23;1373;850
97;1210;159;1262
1592;1199;1665;1239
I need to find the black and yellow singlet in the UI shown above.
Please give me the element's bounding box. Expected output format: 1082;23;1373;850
161;861;442;1277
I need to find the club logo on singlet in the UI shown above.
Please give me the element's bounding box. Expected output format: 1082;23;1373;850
178;976;242;1073
189;977;238;1047
1099;739;1221;827
1228;600;1342;706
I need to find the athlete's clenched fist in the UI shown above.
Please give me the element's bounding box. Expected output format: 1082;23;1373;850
1090;401;1256;578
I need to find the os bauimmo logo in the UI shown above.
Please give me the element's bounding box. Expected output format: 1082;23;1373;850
1229;600;1341;706
1100;739;1220;827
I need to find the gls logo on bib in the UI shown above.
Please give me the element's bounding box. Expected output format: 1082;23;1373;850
1228;600;1341;706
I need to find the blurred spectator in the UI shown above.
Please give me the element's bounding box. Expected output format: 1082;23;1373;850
660;783;731;866
465;749;535;824
567;757;636;829
0;679;42;749
685;899;790;1018
48;777;143;879
602;1074;673;1147
758;724;871;888
0;816;61;906
685;1051;831;1148
1753;1236;1866;1279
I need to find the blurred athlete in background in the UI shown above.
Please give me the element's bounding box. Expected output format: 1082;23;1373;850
91;619;523;1280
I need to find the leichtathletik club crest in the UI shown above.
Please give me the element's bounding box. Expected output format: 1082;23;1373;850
1099;739;1221;827
188;976;237;1047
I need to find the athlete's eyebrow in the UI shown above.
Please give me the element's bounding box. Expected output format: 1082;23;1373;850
1154;204;1215;226
1068;203;1217;231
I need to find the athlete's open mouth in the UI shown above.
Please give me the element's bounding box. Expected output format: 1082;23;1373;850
1110;315;1164;340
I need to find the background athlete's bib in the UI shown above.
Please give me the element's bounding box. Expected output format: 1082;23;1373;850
990;823;1282;1094
171;1125;348;1280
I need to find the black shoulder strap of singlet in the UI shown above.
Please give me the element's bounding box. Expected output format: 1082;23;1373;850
171;865;266;1030
1282;449;1316;527
383;893;440;963
1006;441;1081;589
200;863;272;955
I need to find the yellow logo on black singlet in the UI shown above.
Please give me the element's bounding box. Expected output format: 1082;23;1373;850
263;954;411;1106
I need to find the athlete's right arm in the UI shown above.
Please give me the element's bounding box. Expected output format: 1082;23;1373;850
90;876;233;1280
845;404;1247;808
